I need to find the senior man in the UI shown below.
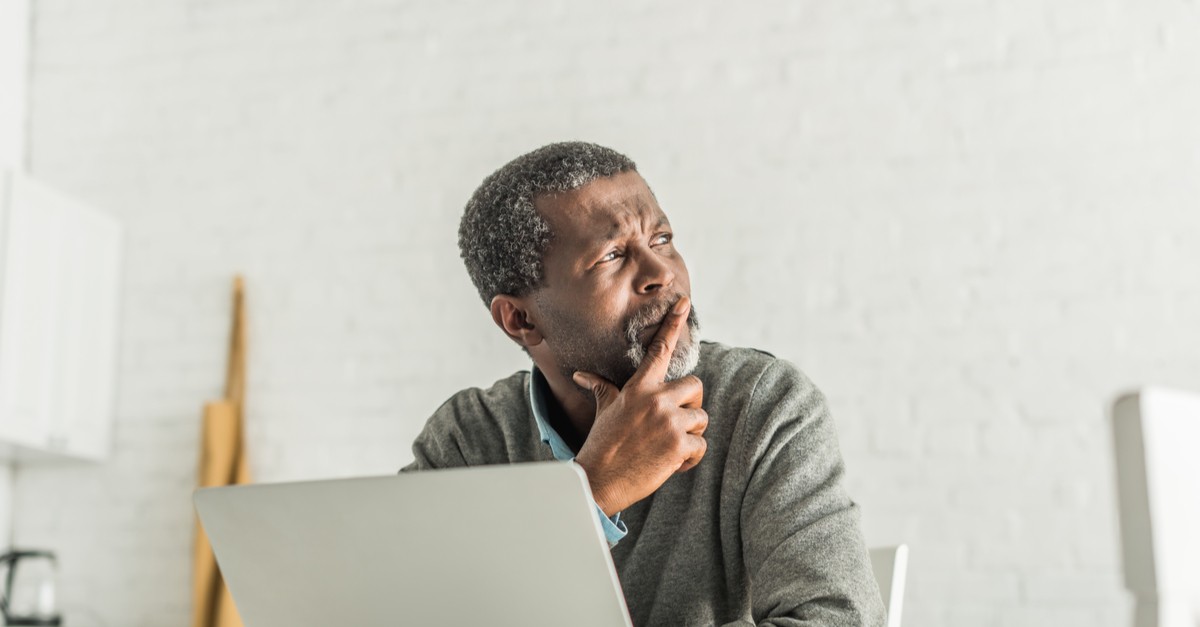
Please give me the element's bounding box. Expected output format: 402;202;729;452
401;142;884;627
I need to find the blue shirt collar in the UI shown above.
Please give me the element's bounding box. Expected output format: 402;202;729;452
529;365;629;544
528;365;576;461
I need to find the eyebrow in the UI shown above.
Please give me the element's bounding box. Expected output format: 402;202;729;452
588;216;670;248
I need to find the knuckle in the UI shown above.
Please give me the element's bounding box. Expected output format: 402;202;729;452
678;375;702;397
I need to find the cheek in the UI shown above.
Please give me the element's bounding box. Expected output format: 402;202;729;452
579;285;634;333
594;299;633;335
543;284;621;335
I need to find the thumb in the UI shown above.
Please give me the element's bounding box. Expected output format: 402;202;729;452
572;371;617;409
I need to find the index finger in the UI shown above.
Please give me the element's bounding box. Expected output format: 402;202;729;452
630;296;690;385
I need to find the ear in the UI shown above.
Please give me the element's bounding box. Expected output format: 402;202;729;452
489;294;544;348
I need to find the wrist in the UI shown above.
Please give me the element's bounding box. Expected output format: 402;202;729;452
576;460;622;516
592;484;621;518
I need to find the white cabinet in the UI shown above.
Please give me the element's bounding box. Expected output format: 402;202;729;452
0;169;122;462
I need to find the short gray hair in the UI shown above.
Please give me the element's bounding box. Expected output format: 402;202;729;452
458;141;637;305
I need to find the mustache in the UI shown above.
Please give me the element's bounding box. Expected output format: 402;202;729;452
623;295;687;345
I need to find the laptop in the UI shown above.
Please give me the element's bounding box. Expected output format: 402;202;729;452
193;461;634;627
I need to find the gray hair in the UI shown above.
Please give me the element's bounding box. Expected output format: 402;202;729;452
458;141;637;305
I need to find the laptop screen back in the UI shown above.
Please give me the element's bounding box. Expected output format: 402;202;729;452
194;462;633;627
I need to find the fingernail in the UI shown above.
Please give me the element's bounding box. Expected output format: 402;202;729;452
571;372;585;386
673;297;689;315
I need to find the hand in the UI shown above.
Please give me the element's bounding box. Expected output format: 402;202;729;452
572;296;708;517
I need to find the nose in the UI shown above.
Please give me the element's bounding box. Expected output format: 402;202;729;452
634;249;675;295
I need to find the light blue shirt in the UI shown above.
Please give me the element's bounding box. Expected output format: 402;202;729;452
528;365;629;548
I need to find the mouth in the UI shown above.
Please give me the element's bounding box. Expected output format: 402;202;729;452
625;295;688;346
636;323;662;344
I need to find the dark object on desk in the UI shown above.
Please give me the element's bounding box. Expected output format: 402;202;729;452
0;550;62;626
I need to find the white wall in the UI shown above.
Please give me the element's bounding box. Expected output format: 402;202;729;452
0;0;30;169
0;0;31;554
13;1;1200;625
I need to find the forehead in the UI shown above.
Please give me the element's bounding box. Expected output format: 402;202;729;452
534;170;667;249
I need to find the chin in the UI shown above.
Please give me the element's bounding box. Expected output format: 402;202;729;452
625;330;703;382
664;336;702;381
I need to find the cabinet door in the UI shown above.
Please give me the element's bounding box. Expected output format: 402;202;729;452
0;171;121;461
49;194;121;460
0;172;65;449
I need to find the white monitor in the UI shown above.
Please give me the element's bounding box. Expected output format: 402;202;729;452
1112;387;1200;627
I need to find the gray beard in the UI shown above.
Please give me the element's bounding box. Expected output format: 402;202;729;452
623;308;702;382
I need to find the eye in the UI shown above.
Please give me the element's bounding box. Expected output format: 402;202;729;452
598;250;622;264
653;232;673;246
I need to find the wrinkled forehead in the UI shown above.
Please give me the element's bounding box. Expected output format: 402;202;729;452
534;171;668;252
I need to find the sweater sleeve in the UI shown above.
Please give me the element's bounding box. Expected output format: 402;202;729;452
737;360;885;627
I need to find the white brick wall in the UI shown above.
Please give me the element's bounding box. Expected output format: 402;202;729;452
13;0;1200;625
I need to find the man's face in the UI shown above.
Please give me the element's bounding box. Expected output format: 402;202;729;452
530;170;701;388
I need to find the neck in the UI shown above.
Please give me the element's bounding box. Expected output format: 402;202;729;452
537;364;597;451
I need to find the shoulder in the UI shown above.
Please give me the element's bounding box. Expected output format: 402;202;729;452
432;370;530;424
412;370;534;467
695;341;817;398
698;343;841;485
695;341;827;432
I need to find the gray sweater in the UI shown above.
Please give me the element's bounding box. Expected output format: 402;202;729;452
401;342;885;627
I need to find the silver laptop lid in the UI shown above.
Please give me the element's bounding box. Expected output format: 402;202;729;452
194;461;633;627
